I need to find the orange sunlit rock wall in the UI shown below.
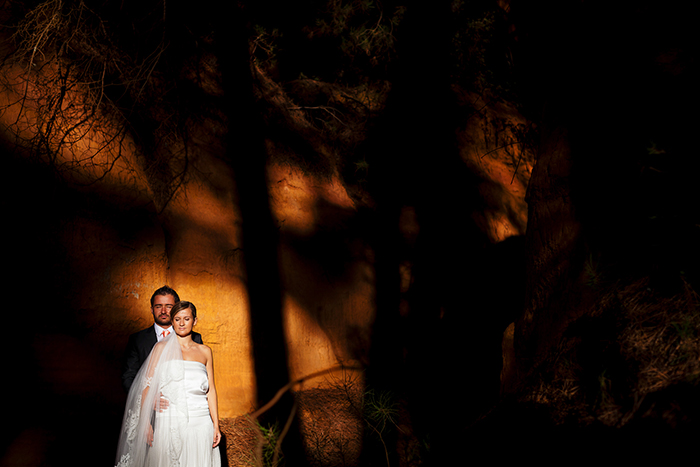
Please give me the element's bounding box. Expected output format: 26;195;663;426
1;41;533;467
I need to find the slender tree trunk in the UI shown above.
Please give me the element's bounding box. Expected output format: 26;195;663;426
215;4;307;464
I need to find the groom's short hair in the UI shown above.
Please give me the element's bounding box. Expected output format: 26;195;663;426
150;286;180;307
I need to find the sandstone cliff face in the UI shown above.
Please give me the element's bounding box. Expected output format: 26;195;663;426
0;4;534;462
2;82;533;406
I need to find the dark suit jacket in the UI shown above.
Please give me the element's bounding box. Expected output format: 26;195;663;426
122;326;203;392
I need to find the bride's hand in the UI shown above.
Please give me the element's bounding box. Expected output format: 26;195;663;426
212;429;221;448
155;393;169;412
147;424;154;447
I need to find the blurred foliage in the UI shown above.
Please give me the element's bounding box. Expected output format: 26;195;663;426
249;0;514;96
257;421;284;467
250;0;405;84
364;388;399;433
449;1;515;97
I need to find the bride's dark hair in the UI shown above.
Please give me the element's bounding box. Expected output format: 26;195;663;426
171;300;197;319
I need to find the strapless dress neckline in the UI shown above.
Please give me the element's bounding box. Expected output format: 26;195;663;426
183;360;206;366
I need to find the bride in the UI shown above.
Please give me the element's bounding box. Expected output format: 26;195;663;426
115;301;221;467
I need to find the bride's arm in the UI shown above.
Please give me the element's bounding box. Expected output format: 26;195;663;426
142;341;166;446
204;345;221;448
142;341;166;405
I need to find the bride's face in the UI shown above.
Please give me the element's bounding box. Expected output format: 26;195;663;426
172;308;197;337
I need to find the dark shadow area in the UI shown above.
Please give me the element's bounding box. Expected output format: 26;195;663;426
484;0;700;447
511;0;700;284
353;1;526;464
0;149;133;466
216;4;307;465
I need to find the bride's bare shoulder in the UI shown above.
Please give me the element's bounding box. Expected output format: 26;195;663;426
198;343;214;362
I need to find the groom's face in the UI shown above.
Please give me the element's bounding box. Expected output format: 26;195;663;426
151;293;176;327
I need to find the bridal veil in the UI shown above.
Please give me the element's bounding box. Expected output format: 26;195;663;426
115;334;189;467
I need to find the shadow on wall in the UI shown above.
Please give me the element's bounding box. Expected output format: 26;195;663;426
1;153;156;466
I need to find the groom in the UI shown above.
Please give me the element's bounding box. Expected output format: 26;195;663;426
122;285;203;392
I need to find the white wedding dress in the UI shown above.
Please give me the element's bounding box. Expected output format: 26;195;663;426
147;360;221;467
115;336;221;467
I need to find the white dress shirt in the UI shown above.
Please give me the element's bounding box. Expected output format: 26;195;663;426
155;324;174;342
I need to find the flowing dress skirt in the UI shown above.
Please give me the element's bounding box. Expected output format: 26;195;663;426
147;361;221;467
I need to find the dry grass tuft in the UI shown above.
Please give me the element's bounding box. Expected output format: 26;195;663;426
220;416;261;466
296;386;364;467
521;277;700;430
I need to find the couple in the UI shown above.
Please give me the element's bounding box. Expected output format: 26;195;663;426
115;286;221;467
